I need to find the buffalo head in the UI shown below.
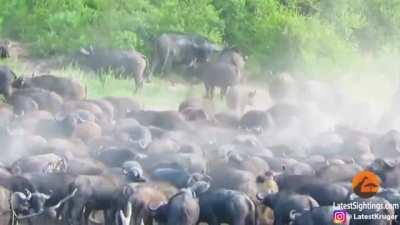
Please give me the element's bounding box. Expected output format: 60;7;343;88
186;171;212;187
256;191;278;208
117;201;132;225
122;161;146;182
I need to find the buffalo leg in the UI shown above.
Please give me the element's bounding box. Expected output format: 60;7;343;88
134;76;143;93
143;214;153;225
210;86;215;100
98;69;107;87
149;49;161;78
105;209;115;225
133;204;145;225
160;50;171;76
204;83;210;99
62;200;74;225
70;198;85;225
83;206;92;225
220;86;228;99
8;214;15;225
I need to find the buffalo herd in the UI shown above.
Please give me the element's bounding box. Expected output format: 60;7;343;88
77;34;244;97
0;33;399;225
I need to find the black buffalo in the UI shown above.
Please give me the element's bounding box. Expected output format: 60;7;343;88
295;181;350;206
239;110;273;134
14;74;87;100
0;66;16;98
198;189;258;225
192;62;241;99
79;47;147;92
150;33;221;77
257;191;319;225
8;87;63;114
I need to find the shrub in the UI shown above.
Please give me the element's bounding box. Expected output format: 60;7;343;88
0;0;398;78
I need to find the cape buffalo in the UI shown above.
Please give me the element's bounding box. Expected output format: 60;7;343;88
117;183;167;225
104;96;141;118
0;66;16;98
239;110;273;133
198;189;258;225
191;62;241;99
10;153;67;175
79;47;147;92
65;171;145;225
128;110;188;130
8;87;63;113
151;167;211;189
14;74;87;100
256;191;319;225
150;33;221;77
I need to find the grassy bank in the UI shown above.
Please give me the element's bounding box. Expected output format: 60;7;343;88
1;57;398;112
57;66;206;110
2;58;219;110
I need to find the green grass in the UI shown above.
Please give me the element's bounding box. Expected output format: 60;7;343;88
54;65;211;110
1;57;398;112
0;58;209;109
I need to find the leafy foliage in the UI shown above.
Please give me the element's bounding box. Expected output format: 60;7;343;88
0;0;398;77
